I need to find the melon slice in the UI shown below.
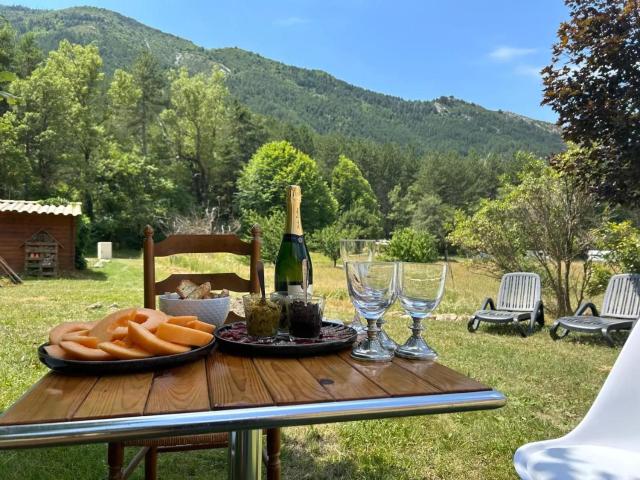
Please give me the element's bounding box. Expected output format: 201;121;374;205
98;342;152;360
44;344;74;360
133;308;169;333
59;341;114;361
127;321;190;355
186;320;215;334
156;322;213;347
49;322;94;345
167;316;199;327
90;308;137;342
60;334;100;348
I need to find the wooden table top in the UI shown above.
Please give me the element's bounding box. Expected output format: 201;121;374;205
0;347;490;427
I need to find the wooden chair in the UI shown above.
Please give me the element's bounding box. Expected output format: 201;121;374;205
106;224;281;480
550;273;640;346
467;272;544;337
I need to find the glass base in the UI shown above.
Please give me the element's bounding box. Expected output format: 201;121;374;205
396;336;438;360
377;326;398;351
351;337;394;362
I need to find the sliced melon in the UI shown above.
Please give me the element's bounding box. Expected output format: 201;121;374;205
44;344;74;360
127;321;190;355
98;342;153;359
133;308;169;332
186;320;215;334
59;341;114;361
49;322;94;345
60;334;100;348
156;322;213;347
167;316;199;326
90;308;137;342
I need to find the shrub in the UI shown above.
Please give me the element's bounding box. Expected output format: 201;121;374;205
586;220;640;295
586;263;613;297
597;221;640;273
385;228;438;263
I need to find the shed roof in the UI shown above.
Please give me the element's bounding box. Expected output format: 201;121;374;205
0;199;82;217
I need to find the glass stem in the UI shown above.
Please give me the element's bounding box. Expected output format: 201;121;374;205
366;317;379;341
410;316;425;339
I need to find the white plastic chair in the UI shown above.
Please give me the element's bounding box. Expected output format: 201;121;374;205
514;322;640;479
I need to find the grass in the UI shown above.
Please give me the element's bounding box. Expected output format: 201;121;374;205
0;253;623;479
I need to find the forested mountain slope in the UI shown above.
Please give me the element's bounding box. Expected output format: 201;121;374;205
1;5;564;155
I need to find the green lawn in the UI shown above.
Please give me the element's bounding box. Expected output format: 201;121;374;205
0;254;623;479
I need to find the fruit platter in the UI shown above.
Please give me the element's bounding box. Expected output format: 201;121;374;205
39;307;216;375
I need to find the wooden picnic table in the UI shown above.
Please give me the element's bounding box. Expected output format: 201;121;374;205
0;345;506;480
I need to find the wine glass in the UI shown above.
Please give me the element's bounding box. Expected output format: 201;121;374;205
340;239;377;333
395;262;447;360
345;261;397;362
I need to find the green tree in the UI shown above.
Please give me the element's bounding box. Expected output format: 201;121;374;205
92;143;176;246
45;40;105;218
15;32;43;78
131;49;166;156
0;111;24;197
107;69;142;149
450;157;602;315
331;155;383;238
161;68;238;207
311;223;344;267
237;141;338;232
543;0;640;204
11;57;75;196
0;21;14;72
0;22;16;113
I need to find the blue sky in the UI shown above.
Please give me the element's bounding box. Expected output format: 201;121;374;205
0;0;568;122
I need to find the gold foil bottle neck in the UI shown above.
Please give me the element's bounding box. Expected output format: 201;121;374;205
285;185;303;235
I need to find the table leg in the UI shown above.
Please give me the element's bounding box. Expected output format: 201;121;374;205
228;429;262;480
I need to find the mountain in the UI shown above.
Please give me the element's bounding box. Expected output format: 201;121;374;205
0;5;565;156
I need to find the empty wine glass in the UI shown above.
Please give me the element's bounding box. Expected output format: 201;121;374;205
396;262;447;360
345;261;397;362
340;239;377;333
340;239;377;263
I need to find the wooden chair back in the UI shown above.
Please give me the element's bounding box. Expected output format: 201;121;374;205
142;225;261;309
601;273;640;319
496;272;541;312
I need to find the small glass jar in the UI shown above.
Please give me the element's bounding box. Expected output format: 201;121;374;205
243;294;280;338
286;294;325;339
270;291;289;337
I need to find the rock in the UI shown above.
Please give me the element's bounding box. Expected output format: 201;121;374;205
87;302;102;310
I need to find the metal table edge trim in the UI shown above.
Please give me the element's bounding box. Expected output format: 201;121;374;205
0;390;506;449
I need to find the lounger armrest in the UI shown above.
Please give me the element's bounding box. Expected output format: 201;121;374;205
576;302;599;317
532;300;544;324
481;297;495;310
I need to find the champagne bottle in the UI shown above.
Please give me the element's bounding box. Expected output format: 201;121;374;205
274;185;313;294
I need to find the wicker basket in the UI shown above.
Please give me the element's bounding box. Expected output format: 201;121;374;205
159;293;230;327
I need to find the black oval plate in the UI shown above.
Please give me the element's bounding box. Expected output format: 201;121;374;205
215;322;357;357
38;340;216;376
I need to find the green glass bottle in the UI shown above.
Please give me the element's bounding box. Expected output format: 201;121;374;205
274;185;313;294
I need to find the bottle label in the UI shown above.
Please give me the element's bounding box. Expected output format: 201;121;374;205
287;284;313;296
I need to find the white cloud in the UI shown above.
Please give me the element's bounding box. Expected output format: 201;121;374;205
274;16;309;27
514;64;543;78
489;46;537;62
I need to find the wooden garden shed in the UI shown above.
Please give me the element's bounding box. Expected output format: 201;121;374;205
0;200;82;275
